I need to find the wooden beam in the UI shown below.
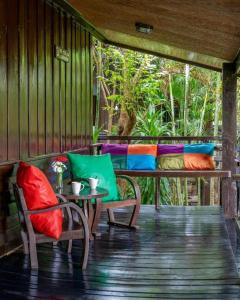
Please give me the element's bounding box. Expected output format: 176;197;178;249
222;62;237;219
234;50;240;75
106;39;222;73
47;0;107;42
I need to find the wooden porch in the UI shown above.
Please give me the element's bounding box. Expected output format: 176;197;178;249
0;206;239;299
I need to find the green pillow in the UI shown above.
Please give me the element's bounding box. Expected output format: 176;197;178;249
67;153;119;202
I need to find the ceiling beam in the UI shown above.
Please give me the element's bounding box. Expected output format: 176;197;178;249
57;0;225;72
106;39;222;73
233;50;240;74
50;0;107;42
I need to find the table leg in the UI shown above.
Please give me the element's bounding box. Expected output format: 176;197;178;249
83;201;94;240
91;198;102;237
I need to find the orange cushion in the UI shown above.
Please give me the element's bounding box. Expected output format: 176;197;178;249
184;154;215;170
128;144;157;156
17;162;63;239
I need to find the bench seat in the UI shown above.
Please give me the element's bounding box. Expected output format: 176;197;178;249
115;169;231;178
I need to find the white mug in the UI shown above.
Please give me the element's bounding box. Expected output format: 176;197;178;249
72;181;84;195
89;177;99;190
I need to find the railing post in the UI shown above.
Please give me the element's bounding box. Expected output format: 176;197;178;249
222;62;237;218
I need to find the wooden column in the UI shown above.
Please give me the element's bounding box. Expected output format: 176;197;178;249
222;63;237;218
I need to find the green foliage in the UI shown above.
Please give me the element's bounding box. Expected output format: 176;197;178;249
133;109;171;138
94;41;223;205
92;126;103;144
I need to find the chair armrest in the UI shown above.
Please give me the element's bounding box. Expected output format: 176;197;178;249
55;193;68;203
25;202;77;215
24;202;89;239
116;175;141;202
55;194;73;227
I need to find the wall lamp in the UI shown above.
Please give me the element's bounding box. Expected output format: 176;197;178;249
135;22;153;34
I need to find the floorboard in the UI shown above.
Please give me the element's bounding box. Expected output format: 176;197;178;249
0;206;239;299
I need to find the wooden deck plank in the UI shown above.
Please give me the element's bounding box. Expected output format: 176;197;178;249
0;206;239;299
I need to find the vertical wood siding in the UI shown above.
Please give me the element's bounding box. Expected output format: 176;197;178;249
0;0;92;255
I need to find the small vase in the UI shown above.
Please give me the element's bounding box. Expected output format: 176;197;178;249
56;172;63;193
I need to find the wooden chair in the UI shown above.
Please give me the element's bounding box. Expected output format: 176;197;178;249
13;184;89;270
79;175;141;233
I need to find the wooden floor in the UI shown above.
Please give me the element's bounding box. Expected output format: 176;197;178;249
0;206;240;299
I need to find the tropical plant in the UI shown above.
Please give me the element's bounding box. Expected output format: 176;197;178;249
93;41;223;205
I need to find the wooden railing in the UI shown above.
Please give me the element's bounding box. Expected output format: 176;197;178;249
98;135;222;143
91;135;230;209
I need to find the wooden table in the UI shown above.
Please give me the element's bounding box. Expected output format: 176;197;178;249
62;186;108;239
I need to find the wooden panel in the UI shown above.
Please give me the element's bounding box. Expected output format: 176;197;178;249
53;7;61;153
81;28;86;146
7;0;19;161
19;0;29;160
71;22;77;149
85;31;91;146
28;0;38;157
0;0;93;256
0;0;8;162
37;0;46;155
68;0;240;70
75;24;81;147
45;2;53;154
60;11;66;152
65;16;72;151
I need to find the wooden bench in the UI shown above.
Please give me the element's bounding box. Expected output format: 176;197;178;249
91;136;232;209
115;169;231;209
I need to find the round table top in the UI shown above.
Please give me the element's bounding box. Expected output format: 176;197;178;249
62;185;108;200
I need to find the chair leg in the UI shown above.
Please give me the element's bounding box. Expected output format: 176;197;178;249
129;203;140;229
107;203;140;230
67;240;72;254
82;237;89;270
107;208;115;223
81;224;89;270
21;231;29;255
29;238;38;269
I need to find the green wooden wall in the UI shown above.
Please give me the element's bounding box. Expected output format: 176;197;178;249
0;0;93;255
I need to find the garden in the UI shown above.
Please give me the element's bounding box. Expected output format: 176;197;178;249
93;40;240;205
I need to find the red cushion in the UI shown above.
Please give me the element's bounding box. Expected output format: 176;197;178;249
17;162;63;239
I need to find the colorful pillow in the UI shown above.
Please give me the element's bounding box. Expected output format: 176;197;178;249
67;153;119;202
184;153;215;170
184;144;215;170
17;162;63;240
157;143;215;170
102;144;157;170
159;154;184;169
158;144;184;169
127;144;157;170
102;144;128;169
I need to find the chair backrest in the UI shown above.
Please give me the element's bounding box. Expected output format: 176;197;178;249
12;183;28;230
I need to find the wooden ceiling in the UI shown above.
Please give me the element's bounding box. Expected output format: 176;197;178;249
67;0;240;71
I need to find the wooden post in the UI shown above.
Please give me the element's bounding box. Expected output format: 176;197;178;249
155;177;160;210
201;179;211;206
222;63;237;218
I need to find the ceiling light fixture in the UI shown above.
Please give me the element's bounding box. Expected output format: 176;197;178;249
135;22;153;34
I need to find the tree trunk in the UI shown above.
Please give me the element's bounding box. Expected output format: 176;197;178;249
118;110;137;136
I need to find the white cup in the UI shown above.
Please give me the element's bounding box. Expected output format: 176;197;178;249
89;177;99;190
72;181;84;195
